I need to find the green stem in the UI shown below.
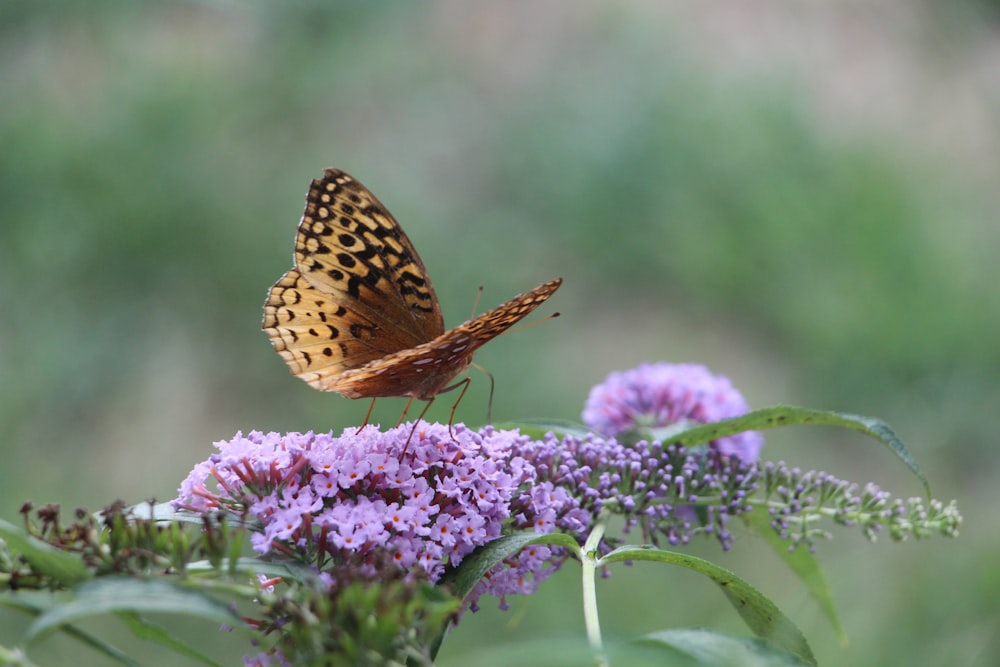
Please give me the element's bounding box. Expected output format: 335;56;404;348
581;511;609;667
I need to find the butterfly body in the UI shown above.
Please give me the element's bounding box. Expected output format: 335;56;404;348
262;168;561;405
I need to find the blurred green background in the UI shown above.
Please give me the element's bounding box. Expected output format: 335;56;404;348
2;2;997;665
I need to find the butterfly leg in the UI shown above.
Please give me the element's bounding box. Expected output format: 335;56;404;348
470;362;496;424
442;377;473;442
401;398;435;452
355;398;379;435
396;397;416;426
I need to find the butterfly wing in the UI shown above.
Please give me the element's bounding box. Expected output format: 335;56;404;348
294;168;444;343
263;268;424;391
327;278;562;400
264;168;561;401
263;169;445;391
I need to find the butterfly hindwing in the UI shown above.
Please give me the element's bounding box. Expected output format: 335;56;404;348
325;278;563;400
263;269;423;390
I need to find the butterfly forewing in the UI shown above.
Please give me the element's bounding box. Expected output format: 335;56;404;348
294;169;444;342
263;167;562;405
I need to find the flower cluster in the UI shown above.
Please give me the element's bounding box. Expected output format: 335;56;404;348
0;360;961;667
170;359;960;654
175;423;536;584
760;462;962;550
174;363;766;612
507;433;758;553
583;362;763;463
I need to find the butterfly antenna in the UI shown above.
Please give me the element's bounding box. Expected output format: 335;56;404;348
355;398;379;435
502;311;561;336
470;362;495;424
469;285;484;319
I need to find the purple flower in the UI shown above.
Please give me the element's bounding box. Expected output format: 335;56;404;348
582;362;763;463
173;373;766;618
173;423;562;607
467;543;558;612
508;431;758;552
243;649;290;667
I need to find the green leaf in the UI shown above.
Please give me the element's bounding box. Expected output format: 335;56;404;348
125;502;258;530
0;519;92;587
636;628;814;666
429;532;583;660
123;502;195;523
0;590;61;616
598;545;816;666
186;556;318;583
439;531;581;602
25;578;243;643
492;419;592;440
670;405;930;497
0;592;142;667
438;637;609;667
116;611;223;667
743;507;847;645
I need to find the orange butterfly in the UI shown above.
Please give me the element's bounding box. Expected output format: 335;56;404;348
263;168;561;434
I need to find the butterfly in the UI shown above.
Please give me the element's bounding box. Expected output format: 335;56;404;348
262;168;561;433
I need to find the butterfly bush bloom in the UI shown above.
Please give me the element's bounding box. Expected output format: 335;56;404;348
583;362;764;463
166;359;961;657
507;431;757;553
173;423;563;605
173;361;769;615
459;429;763;608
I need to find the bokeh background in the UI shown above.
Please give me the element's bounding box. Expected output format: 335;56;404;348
2;2;997;665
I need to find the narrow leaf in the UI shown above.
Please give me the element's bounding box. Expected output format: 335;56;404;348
431;532;579;662
636;628;814;666
0;592;142;667
116;611;223;666
743;508;847;644
186;557;321;586
439;531;580;601
493;419;592;440
125;502;257;530
124;502;196;523
439;637;614;667
0;590;59;615
598;545;816;666
25;578;243;642
670;406;930;497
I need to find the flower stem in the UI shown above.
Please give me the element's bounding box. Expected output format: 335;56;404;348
581;511;609;667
